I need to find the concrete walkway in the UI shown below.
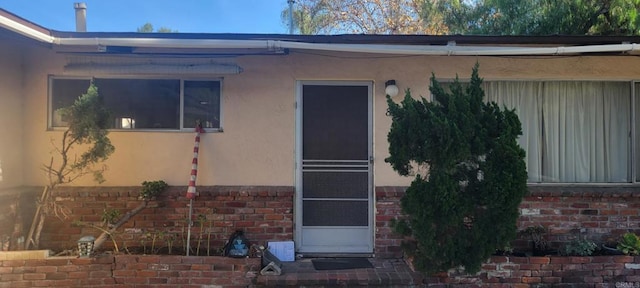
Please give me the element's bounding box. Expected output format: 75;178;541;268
253;258;424;287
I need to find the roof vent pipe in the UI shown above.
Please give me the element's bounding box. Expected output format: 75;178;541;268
288;0;294;34
74;2;87;32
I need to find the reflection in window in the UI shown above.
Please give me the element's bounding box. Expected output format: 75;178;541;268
50;77;222;130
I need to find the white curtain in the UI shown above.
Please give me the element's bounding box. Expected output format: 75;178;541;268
484;82;543;182
484;81;630;183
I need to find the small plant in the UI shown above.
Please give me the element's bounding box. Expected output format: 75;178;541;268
195;214;206;255
151;231;163;254
207;220;214;256
519;226;549;253
562;238;597;256
140;180;168;200
101;209;121;227
140;232;150;254
164;232;176;255
617;232;640;255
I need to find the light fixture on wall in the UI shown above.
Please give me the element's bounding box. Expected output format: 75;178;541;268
385;80;399;97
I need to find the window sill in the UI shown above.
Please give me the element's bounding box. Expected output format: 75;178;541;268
527;184;640;197
48;127;223;133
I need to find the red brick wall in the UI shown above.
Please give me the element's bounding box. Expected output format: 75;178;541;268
39;185;640;257
376;186;640;253
40;186;294;253
519;186;640;249
375;187;406;258
0;255;260;288
1;254;638;287
425;255;640;286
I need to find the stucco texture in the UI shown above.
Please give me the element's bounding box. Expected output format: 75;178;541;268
11;47;640;187
0;41;25;189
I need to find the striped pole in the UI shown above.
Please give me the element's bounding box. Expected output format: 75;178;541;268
186;124;204;199
186;124;205;256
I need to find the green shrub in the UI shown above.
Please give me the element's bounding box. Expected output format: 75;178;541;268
519;225;549;252
562;238;597;256
140;180;168;200
617;232;640;255
386;64;528;274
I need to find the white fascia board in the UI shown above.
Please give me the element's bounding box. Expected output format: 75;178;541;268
55;37;640;56
0;14;54;43
279;42;640;56
2;11;640;57
55;37;274;49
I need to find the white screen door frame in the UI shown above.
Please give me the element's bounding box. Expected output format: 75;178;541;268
295;80;374;255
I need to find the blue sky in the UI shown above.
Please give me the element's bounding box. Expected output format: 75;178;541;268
0;0;291;33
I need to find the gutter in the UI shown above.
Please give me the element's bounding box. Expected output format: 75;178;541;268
55;37;640;56
3;12;640;56
0;12;54;43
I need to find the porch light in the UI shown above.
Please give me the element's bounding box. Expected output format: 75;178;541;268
385;80;399;97
77;235;95;258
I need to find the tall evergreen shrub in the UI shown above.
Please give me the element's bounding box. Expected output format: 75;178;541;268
386;64;528;273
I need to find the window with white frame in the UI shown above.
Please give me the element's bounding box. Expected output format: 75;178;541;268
50;77;221;130
441;80;634;183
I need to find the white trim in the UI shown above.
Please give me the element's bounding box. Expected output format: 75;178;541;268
633;82;638;182
63;63;242;76
52;37;640;56
3;10;640;57
0;14;54;43
295;80;374;254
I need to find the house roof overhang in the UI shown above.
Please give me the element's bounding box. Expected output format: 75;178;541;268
4;8;640;57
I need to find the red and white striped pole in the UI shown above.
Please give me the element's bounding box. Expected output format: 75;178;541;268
186;124;205;199
186;123;205;256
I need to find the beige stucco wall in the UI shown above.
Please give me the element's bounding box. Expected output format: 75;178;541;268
0;41;25;189
15;47;640;187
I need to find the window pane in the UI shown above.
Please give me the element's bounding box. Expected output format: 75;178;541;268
51;79;91;127
303;200;368;226
94;79;180;129
485;81;630;183
183;81;221;129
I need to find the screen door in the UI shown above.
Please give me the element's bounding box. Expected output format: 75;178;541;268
296;82;373;254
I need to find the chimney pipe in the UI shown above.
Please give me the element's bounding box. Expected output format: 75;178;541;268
288;0;294;34
74;2;87;32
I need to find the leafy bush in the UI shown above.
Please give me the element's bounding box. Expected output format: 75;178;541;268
519;225;549;252
617;232;640;255
562;238;597;256
386;64;528;274
140;180;168;200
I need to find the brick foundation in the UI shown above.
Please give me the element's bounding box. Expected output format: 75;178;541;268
428;255;640;286
518;186;640;250
0;255;260;288
27;185;640;257
39;186;294;253
1;254;639;287
376;186;640;253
